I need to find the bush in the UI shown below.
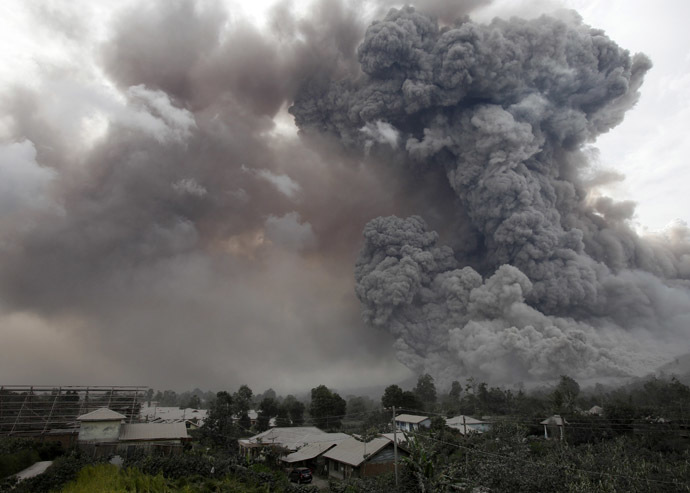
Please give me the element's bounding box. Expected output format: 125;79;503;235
61;464;170;493
0;449;40;479
3;450;101;493
0;437;65;479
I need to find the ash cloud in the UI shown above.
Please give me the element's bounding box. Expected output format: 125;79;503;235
2;0;688;391
0;0;419;390
291;6;690;384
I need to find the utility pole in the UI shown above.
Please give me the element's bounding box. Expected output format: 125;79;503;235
392;405;398;487
463;415;468;470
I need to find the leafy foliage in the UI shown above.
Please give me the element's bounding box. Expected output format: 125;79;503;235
58;463;319;493
381;385;423;412
309;385;346;429
413;374;437;409
0;450;101;493
283;395;305;426
0;438;64;480
199;391;240;450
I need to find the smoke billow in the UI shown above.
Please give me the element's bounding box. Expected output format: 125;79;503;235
291;7;690;384
2;1;689;390
0;0;414;390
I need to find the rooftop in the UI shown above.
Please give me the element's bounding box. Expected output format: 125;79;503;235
395;414;429;424
140;405;208;424
119;422;189;441
446;415;488;426
282;441;341;463
323;437;392;467
77;408;126;422
238;427;349;451
541;415;567;426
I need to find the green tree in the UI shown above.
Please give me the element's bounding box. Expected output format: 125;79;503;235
552;375;580;413
309;385;346;429
382;384;404;408
232;385;253;431
183;394;201;409
283;395;305;426
401;391;424;411
414;374;437;409
275;406;290;427
200;391;237;449
257;397;279;431
145;389;154;406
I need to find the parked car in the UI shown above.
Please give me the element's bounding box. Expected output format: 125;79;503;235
288;467;312;484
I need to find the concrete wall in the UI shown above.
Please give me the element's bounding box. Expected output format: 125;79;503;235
78;420;122;442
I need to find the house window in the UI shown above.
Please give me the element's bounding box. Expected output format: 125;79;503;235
333;461;339;471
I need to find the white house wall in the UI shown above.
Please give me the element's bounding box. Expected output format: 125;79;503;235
78;420;122;442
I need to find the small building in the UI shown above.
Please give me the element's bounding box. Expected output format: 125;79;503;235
323;436;409;479
394;414;431;432
77;408;126;443
281;441;341;475
446;415;491;435
118;422;189;455
541;415;568;440
77;408;189;457
238;427;349;458
586;405;604;416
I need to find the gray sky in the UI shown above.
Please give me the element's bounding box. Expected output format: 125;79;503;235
0;0;688;393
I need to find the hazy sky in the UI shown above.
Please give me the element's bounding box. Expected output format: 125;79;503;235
0;0;688;393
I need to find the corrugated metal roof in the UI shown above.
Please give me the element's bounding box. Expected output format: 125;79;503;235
77;408;126;421
395;414;429;424
119;422;189;441
446;415;488;426
238;427;348;451
282;441;341;463
540;415;567;426
323;437;391;467
140;405;208;425
380;433;407;444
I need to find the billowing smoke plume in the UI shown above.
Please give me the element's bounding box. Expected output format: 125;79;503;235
291;7;690;384
0;0;416;390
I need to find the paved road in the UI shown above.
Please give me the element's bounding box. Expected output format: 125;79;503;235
14;460;53;481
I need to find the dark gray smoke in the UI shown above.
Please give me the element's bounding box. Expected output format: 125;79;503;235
291;7;690;384
0;0;417;390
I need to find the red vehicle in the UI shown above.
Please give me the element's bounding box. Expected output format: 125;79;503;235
288;467;312;484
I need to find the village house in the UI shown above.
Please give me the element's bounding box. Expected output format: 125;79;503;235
586;405;604;416
238;427;349;459
394;414;431;432
541;415;568;440
446;415;491;435
77;408;189;457
323;436;409;480
281;440;343;476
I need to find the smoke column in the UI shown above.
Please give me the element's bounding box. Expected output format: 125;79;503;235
291;7;690;384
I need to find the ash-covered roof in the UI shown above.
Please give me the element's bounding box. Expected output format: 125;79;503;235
119;422;188;441
394;414;429;424
541;415;567;426
76;408;126;421
323;437;392;467
140;405;207;425
282;441;342;463
238;427;348;451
